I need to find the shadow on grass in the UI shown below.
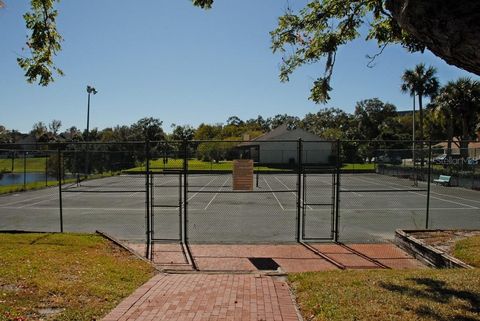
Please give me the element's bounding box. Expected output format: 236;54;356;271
380;277;480;320
29;233;53;245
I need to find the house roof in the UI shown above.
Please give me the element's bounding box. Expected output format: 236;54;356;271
238;124;323;147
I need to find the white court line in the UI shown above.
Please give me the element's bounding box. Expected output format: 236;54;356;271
16;188;86;208
430;190;480;205
0;206;206;211
187;176;221;202
350;176;479;209
8;175;129;208
354;175;479;209
340;188;362;197
204;177;230;210
0;206;144;211
0;190;58;207
273;176;313;210
17;180;117;208
369;176;480;205
129;177;178;197
0;206;477;212
280;207;480;212
2;175;164;208
263;177;284;210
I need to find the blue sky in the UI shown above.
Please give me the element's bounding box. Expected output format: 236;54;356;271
0;1;477;133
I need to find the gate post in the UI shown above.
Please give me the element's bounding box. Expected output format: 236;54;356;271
334;140;341;242
145;140;151;259
182;139;188;244
296;138;303;242
58;146;63;233
45;153;48;187
23;151;27;189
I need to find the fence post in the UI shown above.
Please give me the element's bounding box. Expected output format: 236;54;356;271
84;142;89;180
45;153;48;186
472;160;476;190
334;140;341;242
58;147;63;233
145;140;151;260
296;138;303;242
425;141;432;229
11;150;15;172
23;151;27;189
183;139;188;244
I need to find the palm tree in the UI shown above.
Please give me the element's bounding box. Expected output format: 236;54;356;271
401;64;439;167
434;77;480;157
433;84;456;156
401;63;440;143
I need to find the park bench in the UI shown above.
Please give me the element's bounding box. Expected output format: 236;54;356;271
433;175;451;186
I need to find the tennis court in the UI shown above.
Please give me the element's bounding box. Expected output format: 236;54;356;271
1;172;479;243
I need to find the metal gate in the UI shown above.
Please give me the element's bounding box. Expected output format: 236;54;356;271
145;139;341;252
147;140;187;260
301;168;338;241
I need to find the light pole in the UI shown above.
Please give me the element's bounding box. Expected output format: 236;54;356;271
85;85;98;177
86;85;98;141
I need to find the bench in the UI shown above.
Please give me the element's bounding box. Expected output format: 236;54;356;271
433;175;451;186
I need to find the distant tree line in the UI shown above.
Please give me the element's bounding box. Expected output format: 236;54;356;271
1;67;479;170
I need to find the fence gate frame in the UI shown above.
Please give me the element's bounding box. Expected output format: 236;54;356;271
300;166;338;242
145;139;342;262
146;140;196;267
148;170;184;260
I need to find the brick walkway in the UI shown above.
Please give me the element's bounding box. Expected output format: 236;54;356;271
102;274;300;321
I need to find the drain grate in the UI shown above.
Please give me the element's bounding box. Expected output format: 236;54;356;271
248;257;280;271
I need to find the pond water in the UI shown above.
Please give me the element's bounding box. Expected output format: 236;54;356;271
0;172;57;186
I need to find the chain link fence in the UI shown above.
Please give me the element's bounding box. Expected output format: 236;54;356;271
1;140;479;254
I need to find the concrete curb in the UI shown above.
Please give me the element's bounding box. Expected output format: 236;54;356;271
394;229;474;269
95;230;161;272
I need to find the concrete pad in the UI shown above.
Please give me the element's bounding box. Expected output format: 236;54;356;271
190;244;338;272
274;258;338;272
190;244;319;259
195;257;256;271
348;243;412;259
377;258;425;269
126;242;424;272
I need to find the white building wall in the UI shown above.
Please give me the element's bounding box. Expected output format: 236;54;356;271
257;141;333;164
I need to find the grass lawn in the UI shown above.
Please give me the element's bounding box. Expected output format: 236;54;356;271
454;236;480;268
289;269;480;321
127;158;376;172
0;157;47;173
342;163;375;170
0;233;155;321
126;158;288;172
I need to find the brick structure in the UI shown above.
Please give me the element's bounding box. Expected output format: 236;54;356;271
232;159;254;191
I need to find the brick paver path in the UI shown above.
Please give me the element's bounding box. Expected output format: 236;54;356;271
102;273;300;321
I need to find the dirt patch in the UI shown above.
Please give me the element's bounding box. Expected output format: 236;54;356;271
38;307;65;317
0;284;22;292
408;230;480;255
